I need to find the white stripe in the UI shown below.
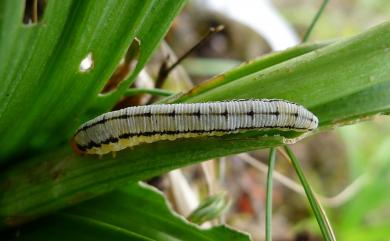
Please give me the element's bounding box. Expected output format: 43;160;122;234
72;99;319;155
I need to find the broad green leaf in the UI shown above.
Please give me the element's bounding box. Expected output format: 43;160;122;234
93;1;188;111
6;214;151;241
175;41;330;102
0;134;285;227
5;183;250;241
0;0;150;161
179;22;390;129
0;0;187;163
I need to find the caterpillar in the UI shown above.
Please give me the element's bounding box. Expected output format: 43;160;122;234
71;99;318;155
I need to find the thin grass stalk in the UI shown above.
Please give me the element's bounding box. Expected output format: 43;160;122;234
283;146;336;241
265;148;276;241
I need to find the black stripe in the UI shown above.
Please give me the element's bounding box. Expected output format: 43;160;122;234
76;111;313;136
195;110;201;119
247;110;254;119
76;101;299;134
77;125;310;151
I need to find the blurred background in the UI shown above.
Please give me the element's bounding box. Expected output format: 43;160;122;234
134;1;390;241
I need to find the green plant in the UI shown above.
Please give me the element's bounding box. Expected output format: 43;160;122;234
1;0;389;240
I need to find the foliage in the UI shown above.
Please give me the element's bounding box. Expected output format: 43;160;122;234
335;123;390;241
0;0;389;240
5;183;250;241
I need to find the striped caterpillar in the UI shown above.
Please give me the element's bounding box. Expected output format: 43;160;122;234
71;99;318;155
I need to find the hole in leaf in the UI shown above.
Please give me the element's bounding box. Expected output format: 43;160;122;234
23;0;47;24
101;37;141;93
79;52;94;72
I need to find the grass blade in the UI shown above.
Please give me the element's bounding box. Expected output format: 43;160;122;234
302;0;330;42
265;148;276;241
283;146;336;241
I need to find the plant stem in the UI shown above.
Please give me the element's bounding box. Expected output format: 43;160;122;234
265;148;276;241
283;146;336;241
302;0;329;42
155;25;224;88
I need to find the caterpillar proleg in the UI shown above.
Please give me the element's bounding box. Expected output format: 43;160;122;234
71;99;318;155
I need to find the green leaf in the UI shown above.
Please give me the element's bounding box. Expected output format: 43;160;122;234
0;0;187;163
93;1;188;111
284;146;336;241
5;183;250;241
335;123;390;241
0;0;148;161
179;22;390;129
175;41;330;102
0;134;285;227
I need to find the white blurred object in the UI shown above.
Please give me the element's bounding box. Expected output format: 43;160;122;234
193;0;300;50
133;69;154;104
200;160;217;195
79;52;94;72
168;170;199;217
